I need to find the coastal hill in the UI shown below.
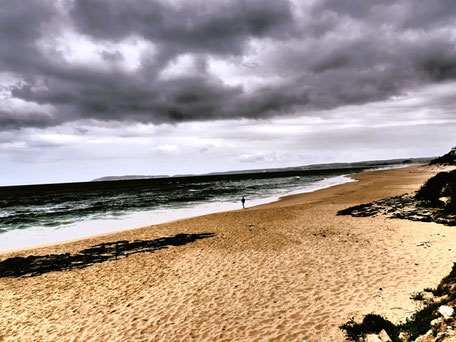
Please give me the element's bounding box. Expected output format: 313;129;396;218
92;175;170;182
91;157;433;182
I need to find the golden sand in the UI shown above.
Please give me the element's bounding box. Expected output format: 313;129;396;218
1;165;456;341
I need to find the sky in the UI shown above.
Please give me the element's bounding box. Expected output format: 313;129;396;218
1;0;456;186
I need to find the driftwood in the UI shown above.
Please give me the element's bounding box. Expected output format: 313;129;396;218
0;233;214;278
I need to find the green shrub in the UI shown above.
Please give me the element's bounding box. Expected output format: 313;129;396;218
398;302;441;340
415;170;456;212
435;262;456;297
339;314;400;342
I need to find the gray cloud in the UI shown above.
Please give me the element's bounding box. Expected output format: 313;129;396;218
0;108;57;130
99;50;124;62
313;0;456;29
0;0;60;78
1;0;456;131
70;0;296;55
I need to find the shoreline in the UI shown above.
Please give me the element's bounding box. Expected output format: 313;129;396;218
2;163;455;341
0;164;410;255
0;172;361;254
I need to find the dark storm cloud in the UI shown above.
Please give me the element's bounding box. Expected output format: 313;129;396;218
10;70;244;123
70;0;296;55
1;0;456;130
0;1;57;74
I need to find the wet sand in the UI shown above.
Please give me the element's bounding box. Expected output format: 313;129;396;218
1;164;456;341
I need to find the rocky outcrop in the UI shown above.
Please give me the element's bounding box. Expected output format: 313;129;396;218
337;193;456;226
401;304;456;342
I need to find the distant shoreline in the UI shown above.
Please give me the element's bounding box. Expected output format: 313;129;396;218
90;157;432;182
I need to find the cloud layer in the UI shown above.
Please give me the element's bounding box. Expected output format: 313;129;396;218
1;0;456;130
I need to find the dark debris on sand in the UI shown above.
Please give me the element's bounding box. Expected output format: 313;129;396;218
0;233;214;278
337;170;456;227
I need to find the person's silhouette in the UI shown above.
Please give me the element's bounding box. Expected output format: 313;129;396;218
241;196;245;209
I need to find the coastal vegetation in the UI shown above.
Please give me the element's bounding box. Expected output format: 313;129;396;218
429;147;456;166
416;169;456;213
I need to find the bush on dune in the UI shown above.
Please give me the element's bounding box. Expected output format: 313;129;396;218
429;148;456;166
339;314;401;342
415;170;456;212
435;262;456;297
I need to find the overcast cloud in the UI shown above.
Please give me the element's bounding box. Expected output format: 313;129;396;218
1;0;456;185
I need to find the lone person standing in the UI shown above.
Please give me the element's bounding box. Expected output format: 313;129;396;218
241;196;246;209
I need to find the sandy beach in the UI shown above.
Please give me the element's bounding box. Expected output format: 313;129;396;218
1;164;456;341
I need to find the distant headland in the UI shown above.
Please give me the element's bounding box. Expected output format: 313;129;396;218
91;156;434;182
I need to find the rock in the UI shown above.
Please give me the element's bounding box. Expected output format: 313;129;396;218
439;305;454;319
415;330;434;342
337;191;456;227
378;329;392;342
365;334;382;342
440;196;450;204
399;332;410;341
430;317;443;327
411;291;424;300
418;337;436;342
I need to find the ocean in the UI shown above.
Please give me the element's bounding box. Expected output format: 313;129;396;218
0;165;402;251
